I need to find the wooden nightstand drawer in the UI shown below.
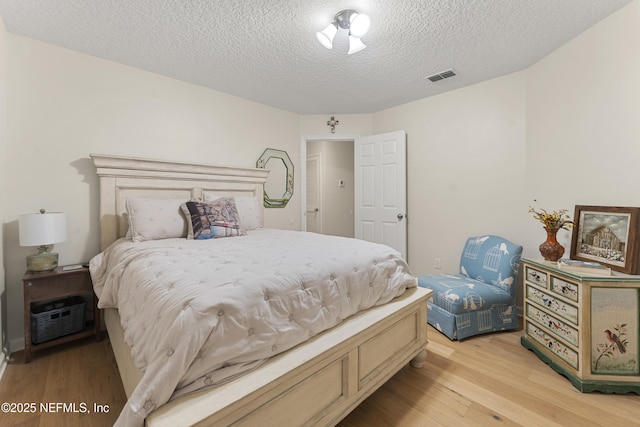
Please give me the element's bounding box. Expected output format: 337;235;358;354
25;272;92;301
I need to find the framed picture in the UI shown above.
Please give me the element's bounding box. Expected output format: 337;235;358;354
570;205;640;274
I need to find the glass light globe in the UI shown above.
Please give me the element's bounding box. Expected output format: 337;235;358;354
316;23;337;49
348;35;367;55
349;13;371;38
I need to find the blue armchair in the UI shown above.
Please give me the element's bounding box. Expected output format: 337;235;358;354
418;235;522;340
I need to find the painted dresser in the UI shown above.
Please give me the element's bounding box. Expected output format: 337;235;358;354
521;258;640;394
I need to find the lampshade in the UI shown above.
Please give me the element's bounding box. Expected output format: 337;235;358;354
19;209;67;272
347;36;367;55
19;211;67;246
316;23;337;49
349;13;371;38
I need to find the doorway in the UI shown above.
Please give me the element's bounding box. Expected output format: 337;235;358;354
302;137;355;238
301;131;408;260
306;153;322;233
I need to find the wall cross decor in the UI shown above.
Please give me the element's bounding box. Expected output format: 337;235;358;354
326;116;340;133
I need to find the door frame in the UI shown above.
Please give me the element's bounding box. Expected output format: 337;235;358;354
305;152;323;233
300;134;360;232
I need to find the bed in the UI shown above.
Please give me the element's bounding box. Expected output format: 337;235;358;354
90;154;433;427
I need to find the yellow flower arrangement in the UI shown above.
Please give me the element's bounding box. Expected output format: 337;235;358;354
529;200;573;231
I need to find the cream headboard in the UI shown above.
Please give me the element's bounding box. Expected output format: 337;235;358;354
91;154;269;251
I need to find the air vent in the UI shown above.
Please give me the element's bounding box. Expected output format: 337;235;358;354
426;69;457;82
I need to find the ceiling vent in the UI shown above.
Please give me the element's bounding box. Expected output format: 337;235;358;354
426;69;457;82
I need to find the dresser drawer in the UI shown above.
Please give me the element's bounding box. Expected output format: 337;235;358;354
527;322;578;370
526;285;578;325
550;275;579;302
525;265;548;288
526;304;578;346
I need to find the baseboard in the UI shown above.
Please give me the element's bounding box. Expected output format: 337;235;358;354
10;337;24;352
0;347;8;382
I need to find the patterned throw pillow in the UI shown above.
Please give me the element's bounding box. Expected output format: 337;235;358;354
180;198;245;240
203;193;263;230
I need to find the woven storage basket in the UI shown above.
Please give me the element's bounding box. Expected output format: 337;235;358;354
31;296;86;344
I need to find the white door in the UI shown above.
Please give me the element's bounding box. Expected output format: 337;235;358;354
354;131;407;259
306;154;321;233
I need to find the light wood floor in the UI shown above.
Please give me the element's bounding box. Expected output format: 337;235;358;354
1;326;638;426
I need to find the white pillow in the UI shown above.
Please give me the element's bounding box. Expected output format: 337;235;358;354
125;198;188;242
203;193;263;231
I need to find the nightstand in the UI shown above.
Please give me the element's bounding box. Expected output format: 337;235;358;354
23;266;101;363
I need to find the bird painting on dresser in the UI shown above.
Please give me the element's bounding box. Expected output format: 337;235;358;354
605;329;627;354
593;323;630;372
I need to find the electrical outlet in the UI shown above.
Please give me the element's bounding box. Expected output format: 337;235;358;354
435;258;441;269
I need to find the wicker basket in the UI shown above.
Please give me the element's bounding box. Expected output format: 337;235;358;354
31;296;86;344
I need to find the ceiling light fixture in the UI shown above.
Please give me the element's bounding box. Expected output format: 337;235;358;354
316;9;371;54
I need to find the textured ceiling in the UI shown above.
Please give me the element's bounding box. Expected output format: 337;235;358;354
0;0;633;114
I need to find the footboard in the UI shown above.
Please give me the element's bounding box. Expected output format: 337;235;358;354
146;286;432;426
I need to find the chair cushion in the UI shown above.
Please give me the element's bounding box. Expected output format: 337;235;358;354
418;274;514;314
459;235;522;296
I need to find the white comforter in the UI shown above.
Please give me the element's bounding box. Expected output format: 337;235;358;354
90;228;415;427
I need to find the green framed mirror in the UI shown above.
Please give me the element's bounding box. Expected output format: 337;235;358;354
256;148;294;208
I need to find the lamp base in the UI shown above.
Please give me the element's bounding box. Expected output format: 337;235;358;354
26;250;59;272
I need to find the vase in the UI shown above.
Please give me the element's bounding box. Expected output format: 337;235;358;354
539;227;564;262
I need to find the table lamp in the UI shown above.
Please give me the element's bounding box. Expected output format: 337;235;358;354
18;209;67;272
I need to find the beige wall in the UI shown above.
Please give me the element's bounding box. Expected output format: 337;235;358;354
0;15;8;372
299;114;371;137
525;0;640;253
370;0;640;280
372;71;527;273
4;35;300;349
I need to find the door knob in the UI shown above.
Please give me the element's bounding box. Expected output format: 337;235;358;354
397;213;404;221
